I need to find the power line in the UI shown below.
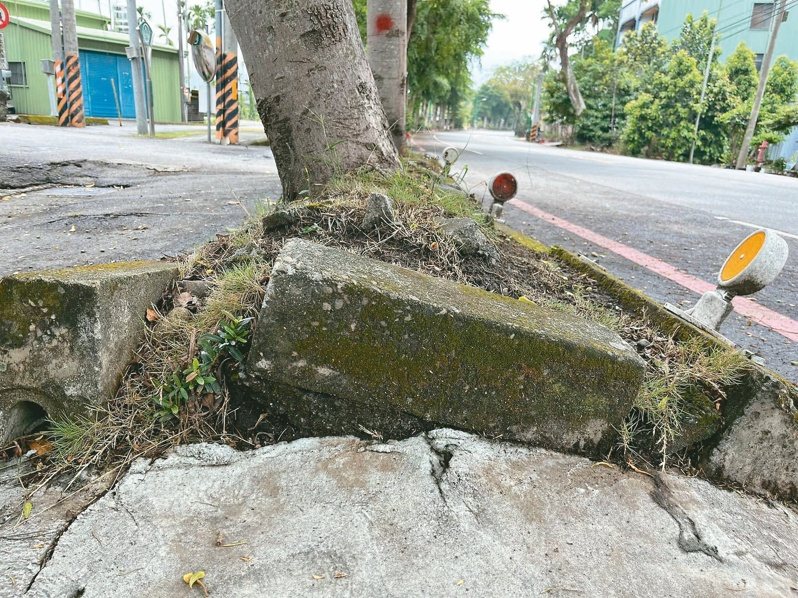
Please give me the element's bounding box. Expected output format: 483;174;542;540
714;0;798;40
655;0;749;37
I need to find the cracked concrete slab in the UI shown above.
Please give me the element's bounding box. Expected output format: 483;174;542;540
0;458;111;598
19;431;798;597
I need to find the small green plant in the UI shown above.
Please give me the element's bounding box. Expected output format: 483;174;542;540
625;337;752;467
199;316;252;365
156;316;252;419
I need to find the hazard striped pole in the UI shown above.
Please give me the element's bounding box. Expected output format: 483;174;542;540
64;52;84;127
49;0;69;126
60;0;85;127
214;0;238;145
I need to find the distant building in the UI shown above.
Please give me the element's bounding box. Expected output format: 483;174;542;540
3;0;181;121
657;1;798;68
617;0;661;44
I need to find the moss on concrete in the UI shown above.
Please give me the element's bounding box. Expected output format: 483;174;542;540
249;239;644;456
495;223;550;255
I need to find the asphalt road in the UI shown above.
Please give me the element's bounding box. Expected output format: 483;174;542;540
414;130;797;381
0;120;281;275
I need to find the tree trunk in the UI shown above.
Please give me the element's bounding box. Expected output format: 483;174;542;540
407;0;417;39
226;0;399;200
547;0;587;117
367;0;407;151
558;34;586;116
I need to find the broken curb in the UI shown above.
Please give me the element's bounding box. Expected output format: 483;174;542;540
0;261;178;442
248;239;645;455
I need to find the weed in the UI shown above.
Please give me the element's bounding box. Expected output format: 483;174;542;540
626;336;753;467
155;316;252;420
48;414;97;464
198;264;267;330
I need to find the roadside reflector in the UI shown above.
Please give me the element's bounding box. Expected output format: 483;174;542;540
488;173;518;203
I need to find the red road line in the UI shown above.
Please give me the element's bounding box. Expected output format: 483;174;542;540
510;200;798;343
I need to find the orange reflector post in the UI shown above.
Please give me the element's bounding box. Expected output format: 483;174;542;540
720;230;766;283
489;172;518;203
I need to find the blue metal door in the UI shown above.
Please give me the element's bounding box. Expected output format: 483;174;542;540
79;51;135;119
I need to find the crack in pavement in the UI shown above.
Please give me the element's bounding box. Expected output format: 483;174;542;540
651;473;722;562
21;483;113;595
423;434;456;507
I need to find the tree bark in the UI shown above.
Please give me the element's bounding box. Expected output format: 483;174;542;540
407;0;417;39
226;0;399;200
367;0;407;151
547;0;587;117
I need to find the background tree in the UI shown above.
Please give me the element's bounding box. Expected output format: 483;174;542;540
543;0;617;116
226;0;398;200
472;60;539;133
622;51;702;160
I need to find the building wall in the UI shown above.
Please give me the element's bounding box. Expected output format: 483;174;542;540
3;22;54;116
5;22;181;122
4;0;110;30
657;0;798;60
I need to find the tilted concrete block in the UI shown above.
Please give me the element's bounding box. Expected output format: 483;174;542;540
248;239;645;455
704;372;798;501
0;261;178;441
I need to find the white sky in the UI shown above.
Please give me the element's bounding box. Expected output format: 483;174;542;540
472;0;565;84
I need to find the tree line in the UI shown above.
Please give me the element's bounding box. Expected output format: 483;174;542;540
543;13;798;167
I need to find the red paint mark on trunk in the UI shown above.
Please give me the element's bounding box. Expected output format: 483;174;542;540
375;13;394;33
510;200;798;342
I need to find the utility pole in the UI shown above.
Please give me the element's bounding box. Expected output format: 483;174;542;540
367;0;408;151
689;0;724;164
126;0;147;134
60;0;85;126
735;0;786;170
177;1;187;122
0;33;8;122
531;72;543;126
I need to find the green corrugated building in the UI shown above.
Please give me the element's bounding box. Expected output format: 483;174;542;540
3;0;181;122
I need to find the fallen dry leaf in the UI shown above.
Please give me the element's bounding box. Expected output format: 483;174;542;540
334;571;348;579
145;307;160;323
182;570;208;595
312;574;325;580
174;292;195;308
28;439;53;456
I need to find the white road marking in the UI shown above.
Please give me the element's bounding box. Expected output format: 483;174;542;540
432;135;484;155
714;216;798;240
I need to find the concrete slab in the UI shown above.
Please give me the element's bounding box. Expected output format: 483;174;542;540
0;261;178;442
248;239;644;455
23;432;798;597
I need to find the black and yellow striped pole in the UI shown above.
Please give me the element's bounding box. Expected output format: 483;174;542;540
53;58;69;126
49;0;84;127
214;0;238;145
64;51;84;127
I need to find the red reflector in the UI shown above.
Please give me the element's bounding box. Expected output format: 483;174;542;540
489;172;518;202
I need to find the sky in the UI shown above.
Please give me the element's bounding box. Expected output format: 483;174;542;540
472;0;565;85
